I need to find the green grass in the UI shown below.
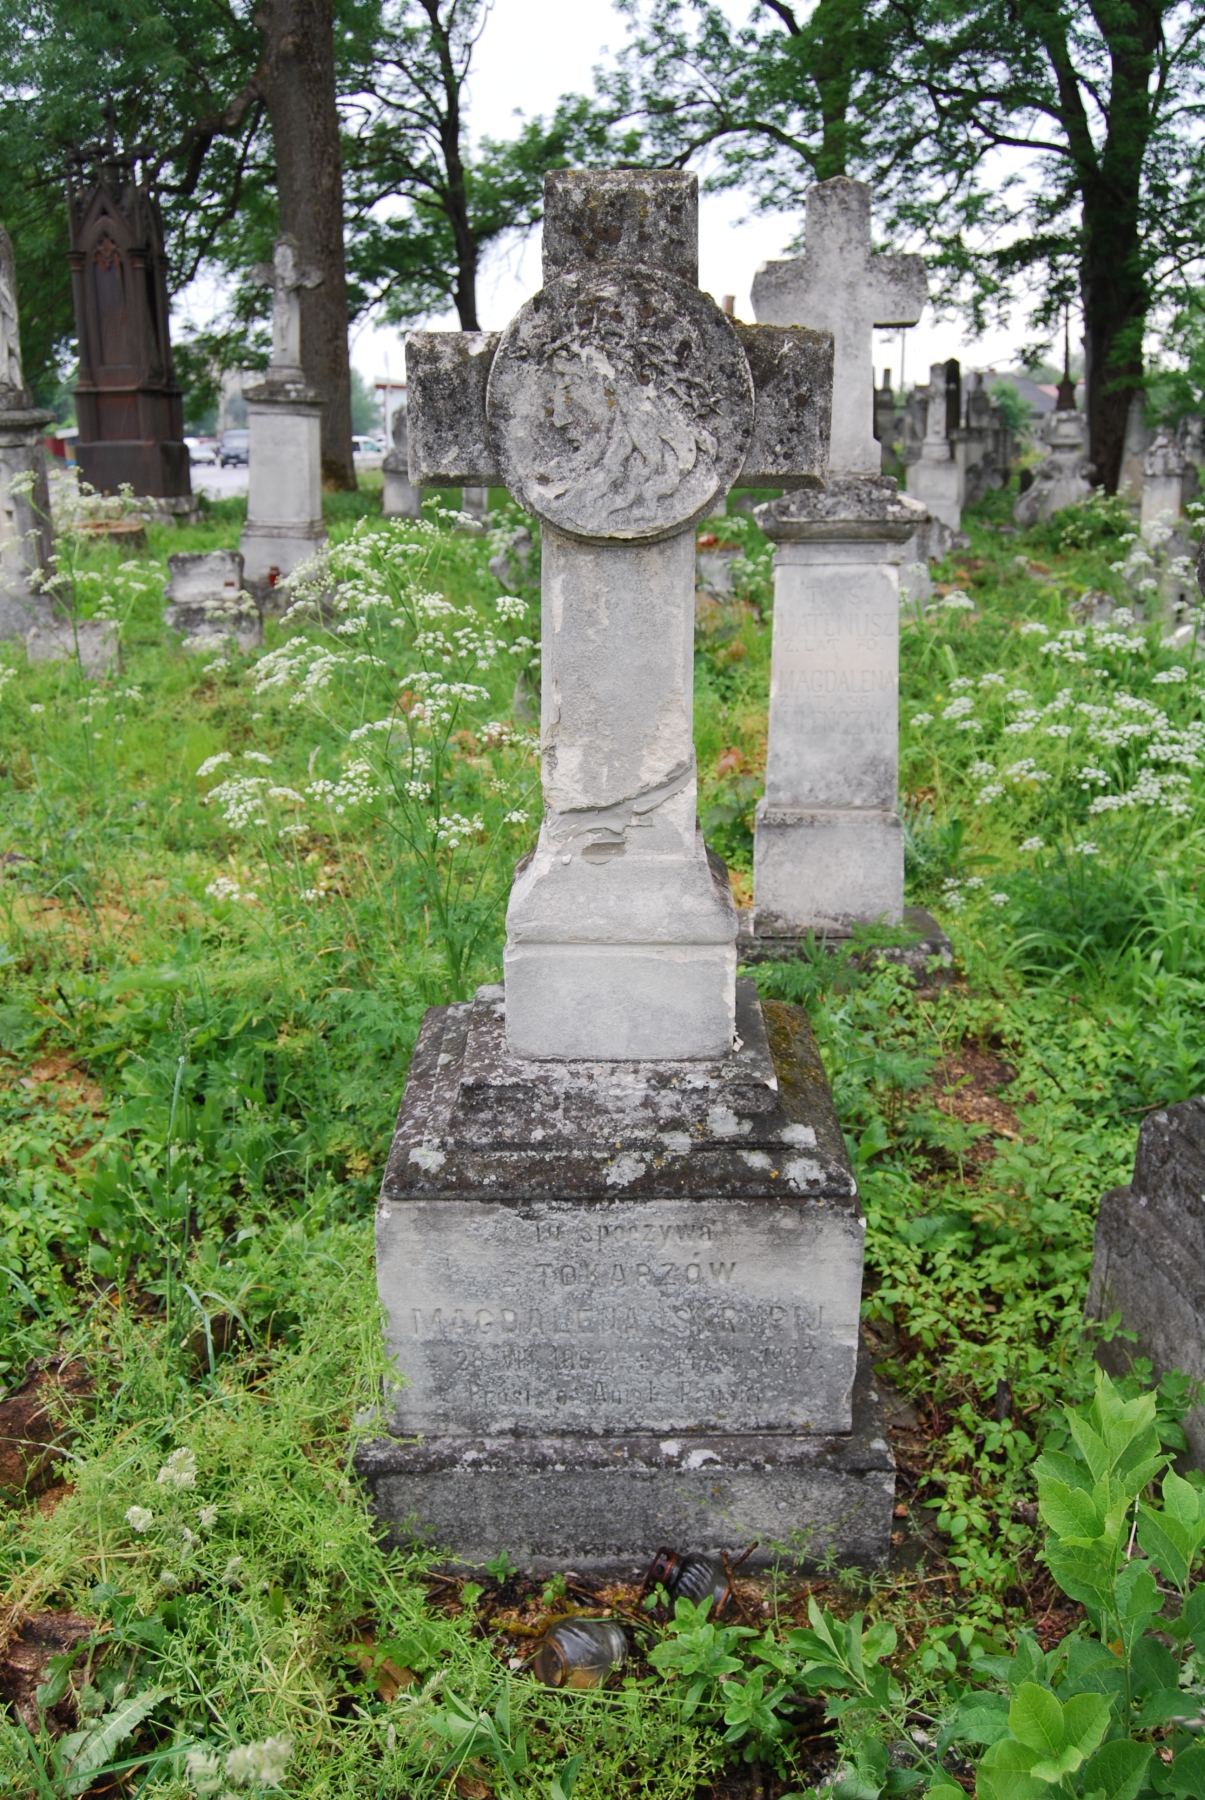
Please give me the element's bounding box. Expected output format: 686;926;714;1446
1;477;1203;1796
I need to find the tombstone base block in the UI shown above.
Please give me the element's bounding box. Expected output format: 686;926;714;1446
738;906;953;983
753;804;904;936
354;1349;894;1576
502;941;737;1062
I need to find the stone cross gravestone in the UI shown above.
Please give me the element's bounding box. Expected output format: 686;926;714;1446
0;228;55;640
407;169;833;1062
748;178;930;940
240;236;327;600
356;169;895;1575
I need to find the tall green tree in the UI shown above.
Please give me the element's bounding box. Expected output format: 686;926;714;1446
611;0;1205;491
343;1;636;332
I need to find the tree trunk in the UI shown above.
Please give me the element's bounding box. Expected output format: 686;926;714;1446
422;0;480;330
255;0;356;489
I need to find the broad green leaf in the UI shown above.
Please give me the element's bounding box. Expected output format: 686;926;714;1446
1164;1472;1205;1531
1131;1633;1179;1696
1183;1585;1205;1652
1080;1741;1152;1800
1060;1691;1112;1757
1139;1512;1193;1591
938;1694;1012;1752
1044;1541;1118;1613
977;1734;1047;1800
1151;1741;1205;1798
1137;1688;1195;1729
1040;1481;1106;1543
1008;1684;1065;1755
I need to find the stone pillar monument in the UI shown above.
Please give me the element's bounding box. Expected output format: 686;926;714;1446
240;237;327;601
381;403;421;518
749;177;929;939
1013;403;1091;527
66;132;192;510
0;228;55;639
906;360;962;536
356;170;895;1574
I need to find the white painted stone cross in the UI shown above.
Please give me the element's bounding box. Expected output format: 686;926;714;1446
407;169;833;1060
752;177;926;476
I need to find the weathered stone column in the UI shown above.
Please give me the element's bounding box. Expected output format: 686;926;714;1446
0;228;55;640
381;403;421;518
906;360;961;535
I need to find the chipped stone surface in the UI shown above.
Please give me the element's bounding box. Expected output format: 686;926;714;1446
376;983;863;1445
541;168;699;285
26;619;117;675
1089;1099;1205;1468
735;324;832;489
405;332;501;487
487;266;754;544
355;1349;893;1575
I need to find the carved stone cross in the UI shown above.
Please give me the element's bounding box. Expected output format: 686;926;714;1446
752;177;926;477
407;169;833;1062
251;234;322;378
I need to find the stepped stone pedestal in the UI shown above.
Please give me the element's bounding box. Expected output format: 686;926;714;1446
356;982;892;1572
355;167;891;1573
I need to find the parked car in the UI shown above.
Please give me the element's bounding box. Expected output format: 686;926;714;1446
185;436;219;465
352;434;384;468
219;429;250;466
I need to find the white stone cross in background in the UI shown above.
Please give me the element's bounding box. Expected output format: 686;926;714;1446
251;234;322;379
752;178;927;476
406;168;833;1061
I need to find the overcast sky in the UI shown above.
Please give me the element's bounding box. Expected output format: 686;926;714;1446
253;0;1028;401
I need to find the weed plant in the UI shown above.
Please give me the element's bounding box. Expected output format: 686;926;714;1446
1;477;1204;1796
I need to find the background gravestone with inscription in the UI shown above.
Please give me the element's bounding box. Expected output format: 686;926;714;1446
355;169;895;1575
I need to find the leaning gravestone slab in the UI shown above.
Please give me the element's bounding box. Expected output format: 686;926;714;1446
1088;1097;1205;1467
26;619;118;676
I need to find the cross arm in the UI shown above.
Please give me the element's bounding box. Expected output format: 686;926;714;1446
869;255;928;329
735;324;833;488
405;331;501;486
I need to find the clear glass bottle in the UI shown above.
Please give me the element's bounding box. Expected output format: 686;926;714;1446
532;1619;628;1689
644;1547;729;1612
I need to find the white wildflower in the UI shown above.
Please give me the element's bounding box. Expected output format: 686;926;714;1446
185;1748;225;1795
1076;841;1101;855
242;750;273;765
29;702;45;715
196;752;233;779
1020;837;1044;852
977;784;1005;802
911;712;934;725
969;761;996;779
125;1505;153;1533
942;696;975;720
156;1446;198;1490
199;1505;218;1529
1045;724;1073;739
1153;666;1188;684
990;893;1009;906
1018;621;1049;636
948;676;975;691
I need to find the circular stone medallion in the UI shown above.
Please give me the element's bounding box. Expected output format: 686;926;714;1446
486;265;754;544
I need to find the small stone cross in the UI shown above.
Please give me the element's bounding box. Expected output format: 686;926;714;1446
752;177;926;477
251;234;323;377
406;168;833;1062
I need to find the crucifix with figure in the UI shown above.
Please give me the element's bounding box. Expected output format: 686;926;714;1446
406;168;834;1061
